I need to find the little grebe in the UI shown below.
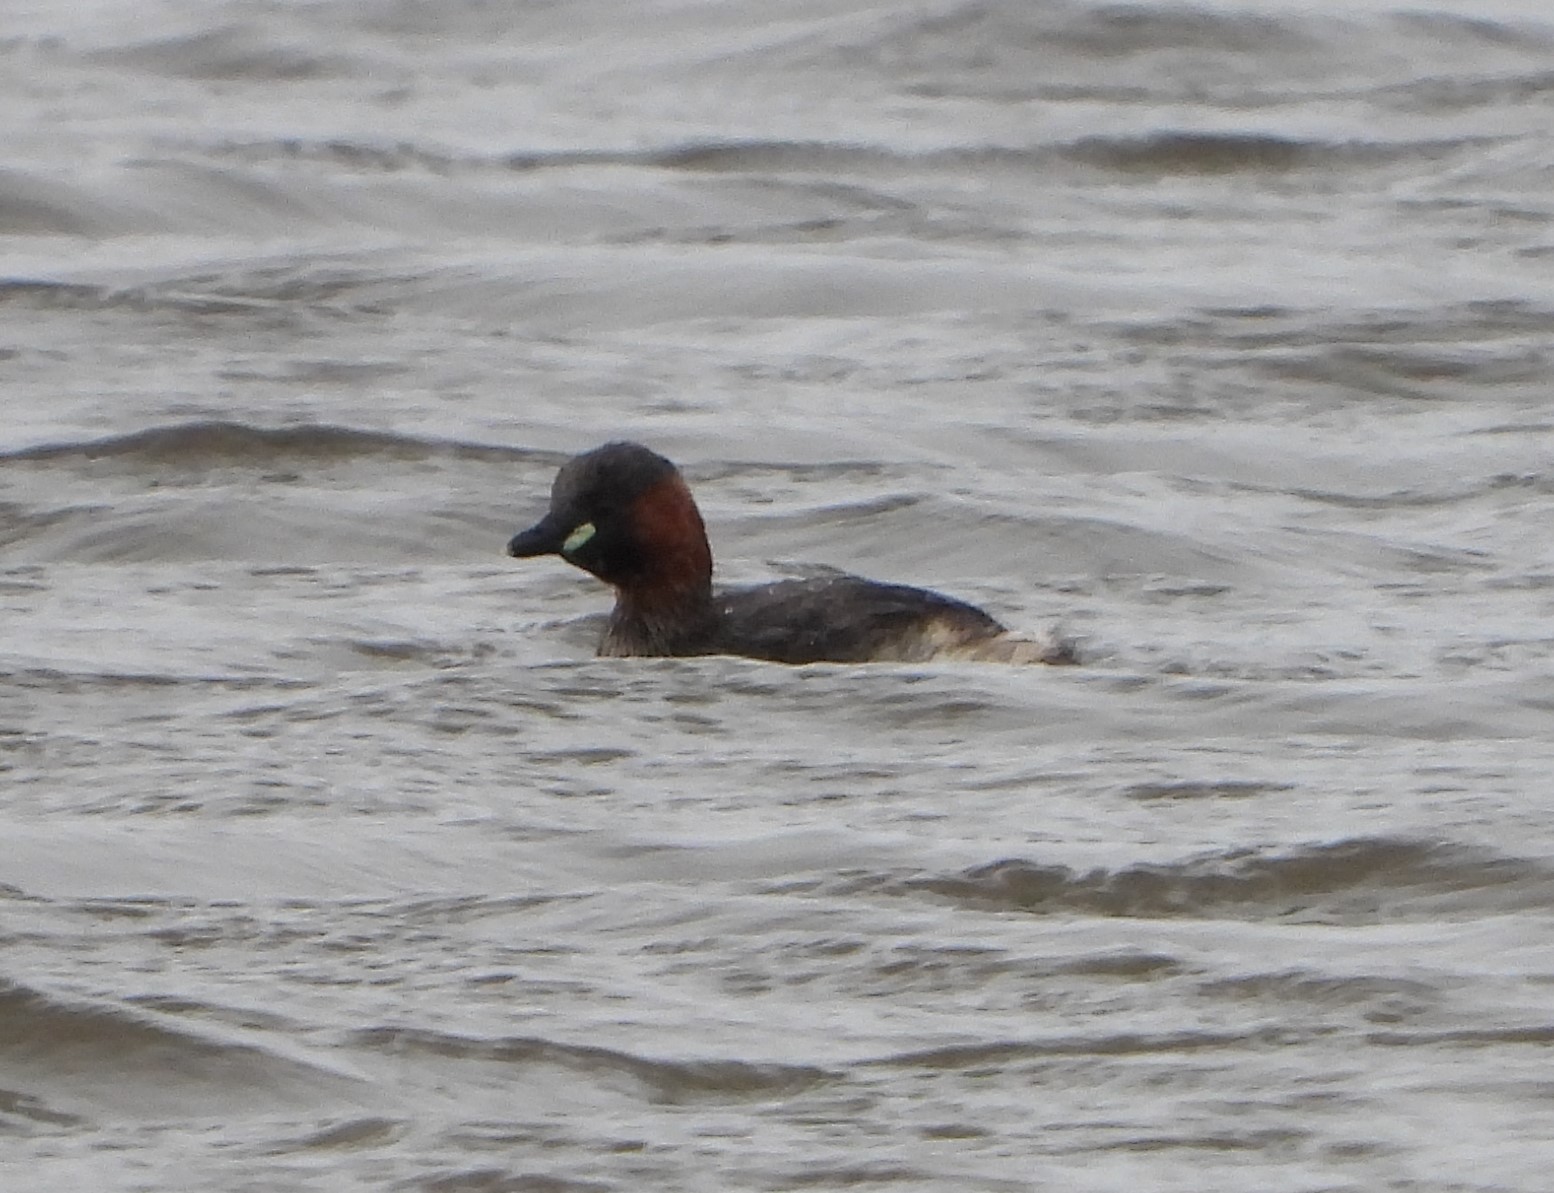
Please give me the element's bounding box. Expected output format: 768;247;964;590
507;442;1075;664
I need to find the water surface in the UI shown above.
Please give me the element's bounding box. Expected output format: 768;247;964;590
4;2;1554;1189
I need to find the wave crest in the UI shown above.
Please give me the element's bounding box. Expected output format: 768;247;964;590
900;838;1552;922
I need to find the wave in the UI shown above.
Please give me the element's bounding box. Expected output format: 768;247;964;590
0;421;541;563
731;494;1251;589
0;170;114;236
0;163;383;241
0;977;362;1119
0;263;404;315
1;420;537;470
887;838;1554;922
348;1025;830;1104
1057;131;1478;176
1378;67;1554;112
0;419;1209;575
67;0;1554;91
0;126;1509;260
875;1025;1287;1071
215;131;1489;179
785;1;1554;102
640;134;1465;178
83;23;363;82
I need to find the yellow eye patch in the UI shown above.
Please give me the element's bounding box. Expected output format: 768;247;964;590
562;521;597;554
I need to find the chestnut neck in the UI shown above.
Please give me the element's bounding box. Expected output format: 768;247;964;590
600;473;718;656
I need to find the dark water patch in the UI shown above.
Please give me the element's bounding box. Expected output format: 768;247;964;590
1122;779;1292;801
349;1027;830;1104
1122;299;1554;352
516;140;931;178
2;420;542;471
212;132;1482;186
411;1170;613;1193
1053;949;1182;979
1265;475;1544;511
1378;67;1554;111
895;838;1554;922
1060;131;1482;176
1138;582;1234;601
753;1163;931;1189
637;140;904;175
0;1086;82;1131
1199;970;1440;1025
876;1025;1294;1070
343;638;457;664
624;135;1465;181
0;279;121;309
1255;341;1552;397
1367;1023;1554;1048
217;138;472;175
513;138;1044;185
1473;420;1554;436
1091;1126;1311;1155
3;666;307;694
810;941;1185;1000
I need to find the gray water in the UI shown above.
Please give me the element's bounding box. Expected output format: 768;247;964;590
4;1;1554;1189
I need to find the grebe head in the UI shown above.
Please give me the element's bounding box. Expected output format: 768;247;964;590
507;442;713;595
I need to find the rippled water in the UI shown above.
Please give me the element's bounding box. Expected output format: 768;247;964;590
5;1;1554;1190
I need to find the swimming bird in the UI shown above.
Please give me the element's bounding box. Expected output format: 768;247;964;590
507;441;1076;664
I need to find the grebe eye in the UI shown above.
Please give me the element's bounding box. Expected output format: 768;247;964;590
562;522;597;554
